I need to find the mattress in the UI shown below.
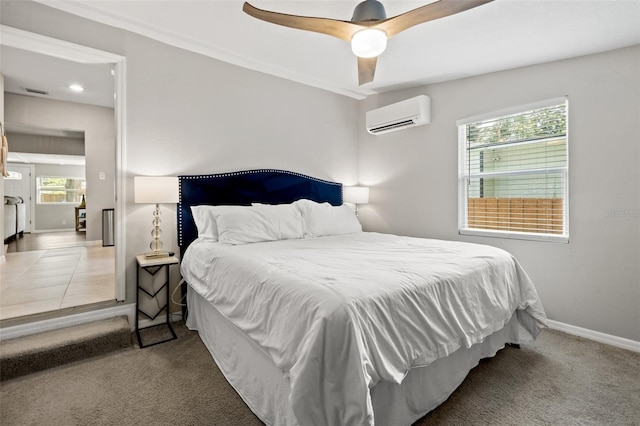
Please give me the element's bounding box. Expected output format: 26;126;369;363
181;231;546;425
187;288;524;426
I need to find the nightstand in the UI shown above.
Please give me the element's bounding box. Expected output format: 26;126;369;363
135;254;179;348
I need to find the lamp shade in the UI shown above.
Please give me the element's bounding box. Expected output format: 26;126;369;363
343;186;370;204
134;176;179;204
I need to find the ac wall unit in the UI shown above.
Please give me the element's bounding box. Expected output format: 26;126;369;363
366;95;431;135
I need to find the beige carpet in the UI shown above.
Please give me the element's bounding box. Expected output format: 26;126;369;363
0;316;131;381
1;323;638;425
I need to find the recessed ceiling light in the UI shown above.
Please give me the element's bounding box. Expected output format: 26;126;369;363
69;84;84;92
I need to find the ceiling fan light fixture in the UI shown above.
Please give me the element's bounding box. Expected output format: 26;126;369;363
351;29;387;58
351;0;387;22
242;0;495;84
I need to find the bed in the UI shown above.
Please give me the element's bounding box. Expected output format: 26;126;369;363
4;195;26;242
178;169;546;426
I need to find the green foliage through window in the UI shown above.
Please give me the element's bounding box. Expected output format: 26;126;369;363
466;104;567;148
37;177;86;204
459;98;569;241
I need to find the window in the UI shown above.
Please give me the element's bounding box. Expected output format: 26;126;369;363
37;177;86;204
5;171;22;180
458;97;569;242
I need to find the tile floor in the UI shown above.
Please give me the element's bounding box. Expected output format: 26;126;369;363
0;245;115;321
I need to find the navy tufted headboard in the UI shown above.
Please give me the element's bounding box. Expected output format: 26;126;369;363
177;169;343;255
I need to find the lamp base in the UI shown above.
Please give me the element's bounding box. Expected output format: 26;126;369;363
144;251;174;259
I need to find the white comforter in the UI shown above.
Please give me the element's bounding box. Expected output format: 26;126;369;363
181;232;546;425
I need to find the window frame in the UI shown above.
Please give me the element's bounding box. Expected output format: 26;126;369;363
457;97;570;243
36;175;86;205
5;170;23;180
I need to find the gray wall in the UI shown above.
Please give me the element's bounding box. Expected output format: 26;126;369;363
123;32;359;299
6;133;84;155
4;93;115;242
6;133;85;233
31;163;86;231
1;1;359;304
3;2;637;343
358;46;640;342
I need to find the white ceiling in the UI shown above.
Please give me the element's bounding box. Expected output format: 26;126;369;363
1;45;115;107
31;0;640;100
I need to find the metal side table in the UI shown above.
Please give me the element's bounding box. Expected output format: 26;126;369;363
135;254;179;348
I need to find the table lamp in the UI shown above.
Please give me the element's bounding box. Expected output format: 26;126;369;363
343;186;370;215
134;176;179;258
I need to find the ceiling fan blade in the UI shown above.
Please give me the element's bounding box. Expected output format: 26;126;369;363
243;2;363;42
375;0;494;38
358;56;378;85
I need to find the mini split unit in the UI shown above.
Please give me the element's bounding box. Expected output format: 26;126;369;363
366;95;431;135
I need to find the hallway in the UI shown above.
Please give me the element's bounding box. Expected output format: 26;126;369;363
1;232;115;321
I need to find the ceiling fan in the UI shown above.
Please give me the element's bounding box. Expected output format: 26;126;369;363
243;0;494;86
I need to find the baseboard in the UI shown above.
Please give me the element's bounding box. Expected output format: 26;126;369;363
31;229;76;234
546;319;640;353
138;312;183;329
0;303;136;341
4;304;634;353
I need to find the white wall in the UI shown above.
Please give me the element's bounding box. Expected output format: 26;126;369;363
4;94;114;242
358;46;640;342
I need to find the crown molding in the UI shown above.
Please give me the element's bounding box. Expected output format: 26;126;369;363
33;0;371;100
0;24;123;64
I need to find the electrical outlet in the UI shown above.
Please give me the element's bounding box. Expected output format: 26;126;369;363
99;172;106;180
62;220;67;225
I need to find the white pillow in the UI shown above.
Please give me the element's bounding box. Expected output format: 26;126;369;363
295;199;362;237
214;204;304;245
191;205;219;240
191;205;244;241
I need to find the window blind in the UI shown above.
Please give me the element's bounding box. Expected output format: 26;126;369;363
458;99;569;242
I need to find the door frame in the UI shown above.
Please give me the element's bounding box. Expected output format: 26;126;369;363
1;25;127;302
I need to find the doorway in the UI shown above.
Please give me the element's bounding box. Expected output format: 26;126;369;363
0;25;126;325
2;154;114;320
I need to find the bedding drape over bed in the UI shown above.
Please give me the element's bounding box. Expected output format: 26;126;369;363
181;232;546;425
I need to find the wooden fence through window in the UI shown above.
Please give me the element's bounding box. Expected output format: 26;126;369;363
468;197;563;234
